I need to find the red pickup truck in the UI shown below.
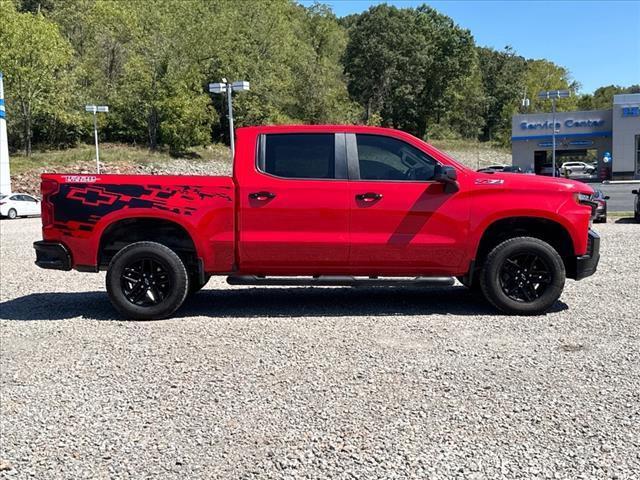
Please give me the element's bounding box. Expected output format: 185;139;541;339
34;125;600;319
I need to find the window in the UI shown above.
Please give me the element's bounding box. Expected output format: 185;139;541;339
356;134;437;181
262;134;335;179
22;195;37;202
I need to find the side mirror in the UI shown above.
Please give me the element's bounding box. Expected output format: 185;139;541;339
632;190;638;195
433;164;458;193
604;196;610;200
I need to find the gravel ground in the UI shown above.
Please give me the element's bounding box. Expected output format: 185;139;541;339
1;218;639;479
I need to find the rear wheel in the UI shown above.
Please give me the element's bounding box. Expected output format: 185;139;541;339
7;208;17;219
480;237;565;315
106;241;189;320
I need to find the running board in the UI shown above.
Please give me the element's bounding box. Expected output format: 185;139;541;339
226;275;455;287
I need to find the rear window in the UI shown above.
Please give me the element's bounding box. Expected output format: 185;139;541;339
262;134;335;179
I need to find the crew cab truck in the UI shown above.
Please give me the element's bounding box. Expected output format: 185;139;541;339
33;125;600;319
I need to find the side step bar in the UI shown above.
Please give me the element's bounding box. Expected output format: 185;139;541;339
226;275;455;287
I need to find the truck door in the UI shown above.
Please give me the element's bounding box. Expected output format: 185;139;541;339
237;132;350;273
347;133;468;274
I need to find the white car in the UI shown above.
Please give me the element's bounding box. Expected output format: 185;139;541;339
560;161;596;176
0;193;41;219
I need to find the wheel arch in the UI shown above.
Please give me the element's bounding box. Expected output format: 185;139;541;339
98;217;201;273
472;216;575;276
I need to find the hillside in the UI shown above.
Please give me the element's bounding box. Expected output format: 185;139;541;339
8;140;511;196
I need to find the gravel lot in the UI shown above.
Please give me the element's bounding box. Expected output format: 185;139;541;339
1;218;639;479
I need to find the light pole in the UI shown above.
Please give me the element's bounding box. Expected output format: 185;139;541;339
537;90;570;177
0;72;11;195
209;79;250;158
85;105;109;173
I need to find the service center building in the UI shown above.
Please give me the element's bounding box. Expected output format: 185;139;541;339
512;93;640;179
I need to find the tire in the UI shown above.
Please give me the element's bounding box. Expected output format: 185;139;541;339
188;273;211;295
106;241;189;320
479;237;565;315
7;208;17;219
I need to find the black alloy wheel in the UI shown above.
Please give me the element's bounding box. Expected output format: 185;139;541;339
499;253;552;303
121;257;172;307
479;236;565;315
106;241;189;320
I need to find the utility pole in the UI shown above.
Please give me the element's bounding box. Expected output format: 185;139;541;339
0;72;11;195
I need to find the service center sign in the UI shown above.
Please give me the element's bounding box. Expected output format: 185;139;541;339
519;118;606;131
512;109;613;139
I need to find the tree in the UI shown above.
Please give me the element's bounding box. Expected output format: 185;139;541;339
288;4;360;124
523;59;580;113
344;4;475;137
477;46;527;143
0;1;72;155
578;84;640;110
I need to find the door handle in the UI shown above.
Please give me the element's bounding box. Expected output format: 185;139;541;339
249;191;276;200
355;192;383;202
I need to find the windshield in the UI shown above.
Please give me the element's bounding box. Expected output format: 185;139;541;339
0;195;6;200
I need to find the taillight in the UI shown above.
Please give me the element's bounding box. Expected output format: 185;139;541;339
41;179;59;227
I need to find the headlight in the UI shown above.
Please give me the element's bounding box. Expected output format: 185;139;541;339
575;192;597;220
576;193;593;204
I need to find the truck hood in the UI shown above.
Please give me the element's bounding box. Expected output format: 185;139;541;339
473;172;595;195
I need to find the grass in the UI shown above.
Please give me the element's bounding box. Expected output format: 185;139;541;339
9;143;231;174
430;138;510;154
608;211;635;217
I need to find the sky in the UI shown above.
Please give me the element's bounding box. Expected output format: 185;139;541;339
299;0;640;94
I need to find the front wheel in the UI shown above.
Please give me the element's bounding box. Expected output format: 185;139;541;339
106;241;189;320
479;237;565;315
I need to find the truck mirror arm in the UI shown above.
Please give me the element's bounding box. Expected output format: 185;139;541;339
433;164;459;193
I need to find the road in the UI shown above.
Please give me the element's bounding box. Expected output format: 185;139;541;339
596;183;639;212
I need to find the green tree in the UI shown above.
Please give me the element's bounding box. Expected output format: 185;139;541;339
524;59;580;113
0;1;73;155
433;53;486;139
288;4;360;124
344;4;475;137
578;84;640;110
477;46;527;143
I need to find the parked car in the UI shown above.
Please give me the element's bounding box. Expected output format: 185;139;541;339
477;164;508;173
502;165;523;173
633;188;640;222
539;163;560;177
0;193;41;219
560;161;596;176
33;125;600;319
592;189;609;223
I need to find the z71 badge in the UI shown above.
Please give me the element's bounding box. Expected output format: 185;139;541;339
475;178;504;185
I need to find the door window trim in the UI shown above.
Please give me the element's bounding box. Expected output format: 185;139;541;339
256;133;348;181
345;133;441;183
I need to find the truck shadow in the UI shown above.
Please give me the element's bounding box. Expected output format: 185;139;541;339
0;286;568;321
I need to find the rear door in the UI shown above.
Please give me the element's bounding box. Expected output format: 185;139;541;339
238;132;350;272
347;133;468;274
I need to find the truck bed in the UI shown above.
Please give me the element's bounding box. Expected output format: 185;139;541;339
41;173;236;272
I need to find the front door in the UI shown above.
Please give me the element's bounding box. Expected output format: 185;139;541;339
238;132;350;273
347;133;468;275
